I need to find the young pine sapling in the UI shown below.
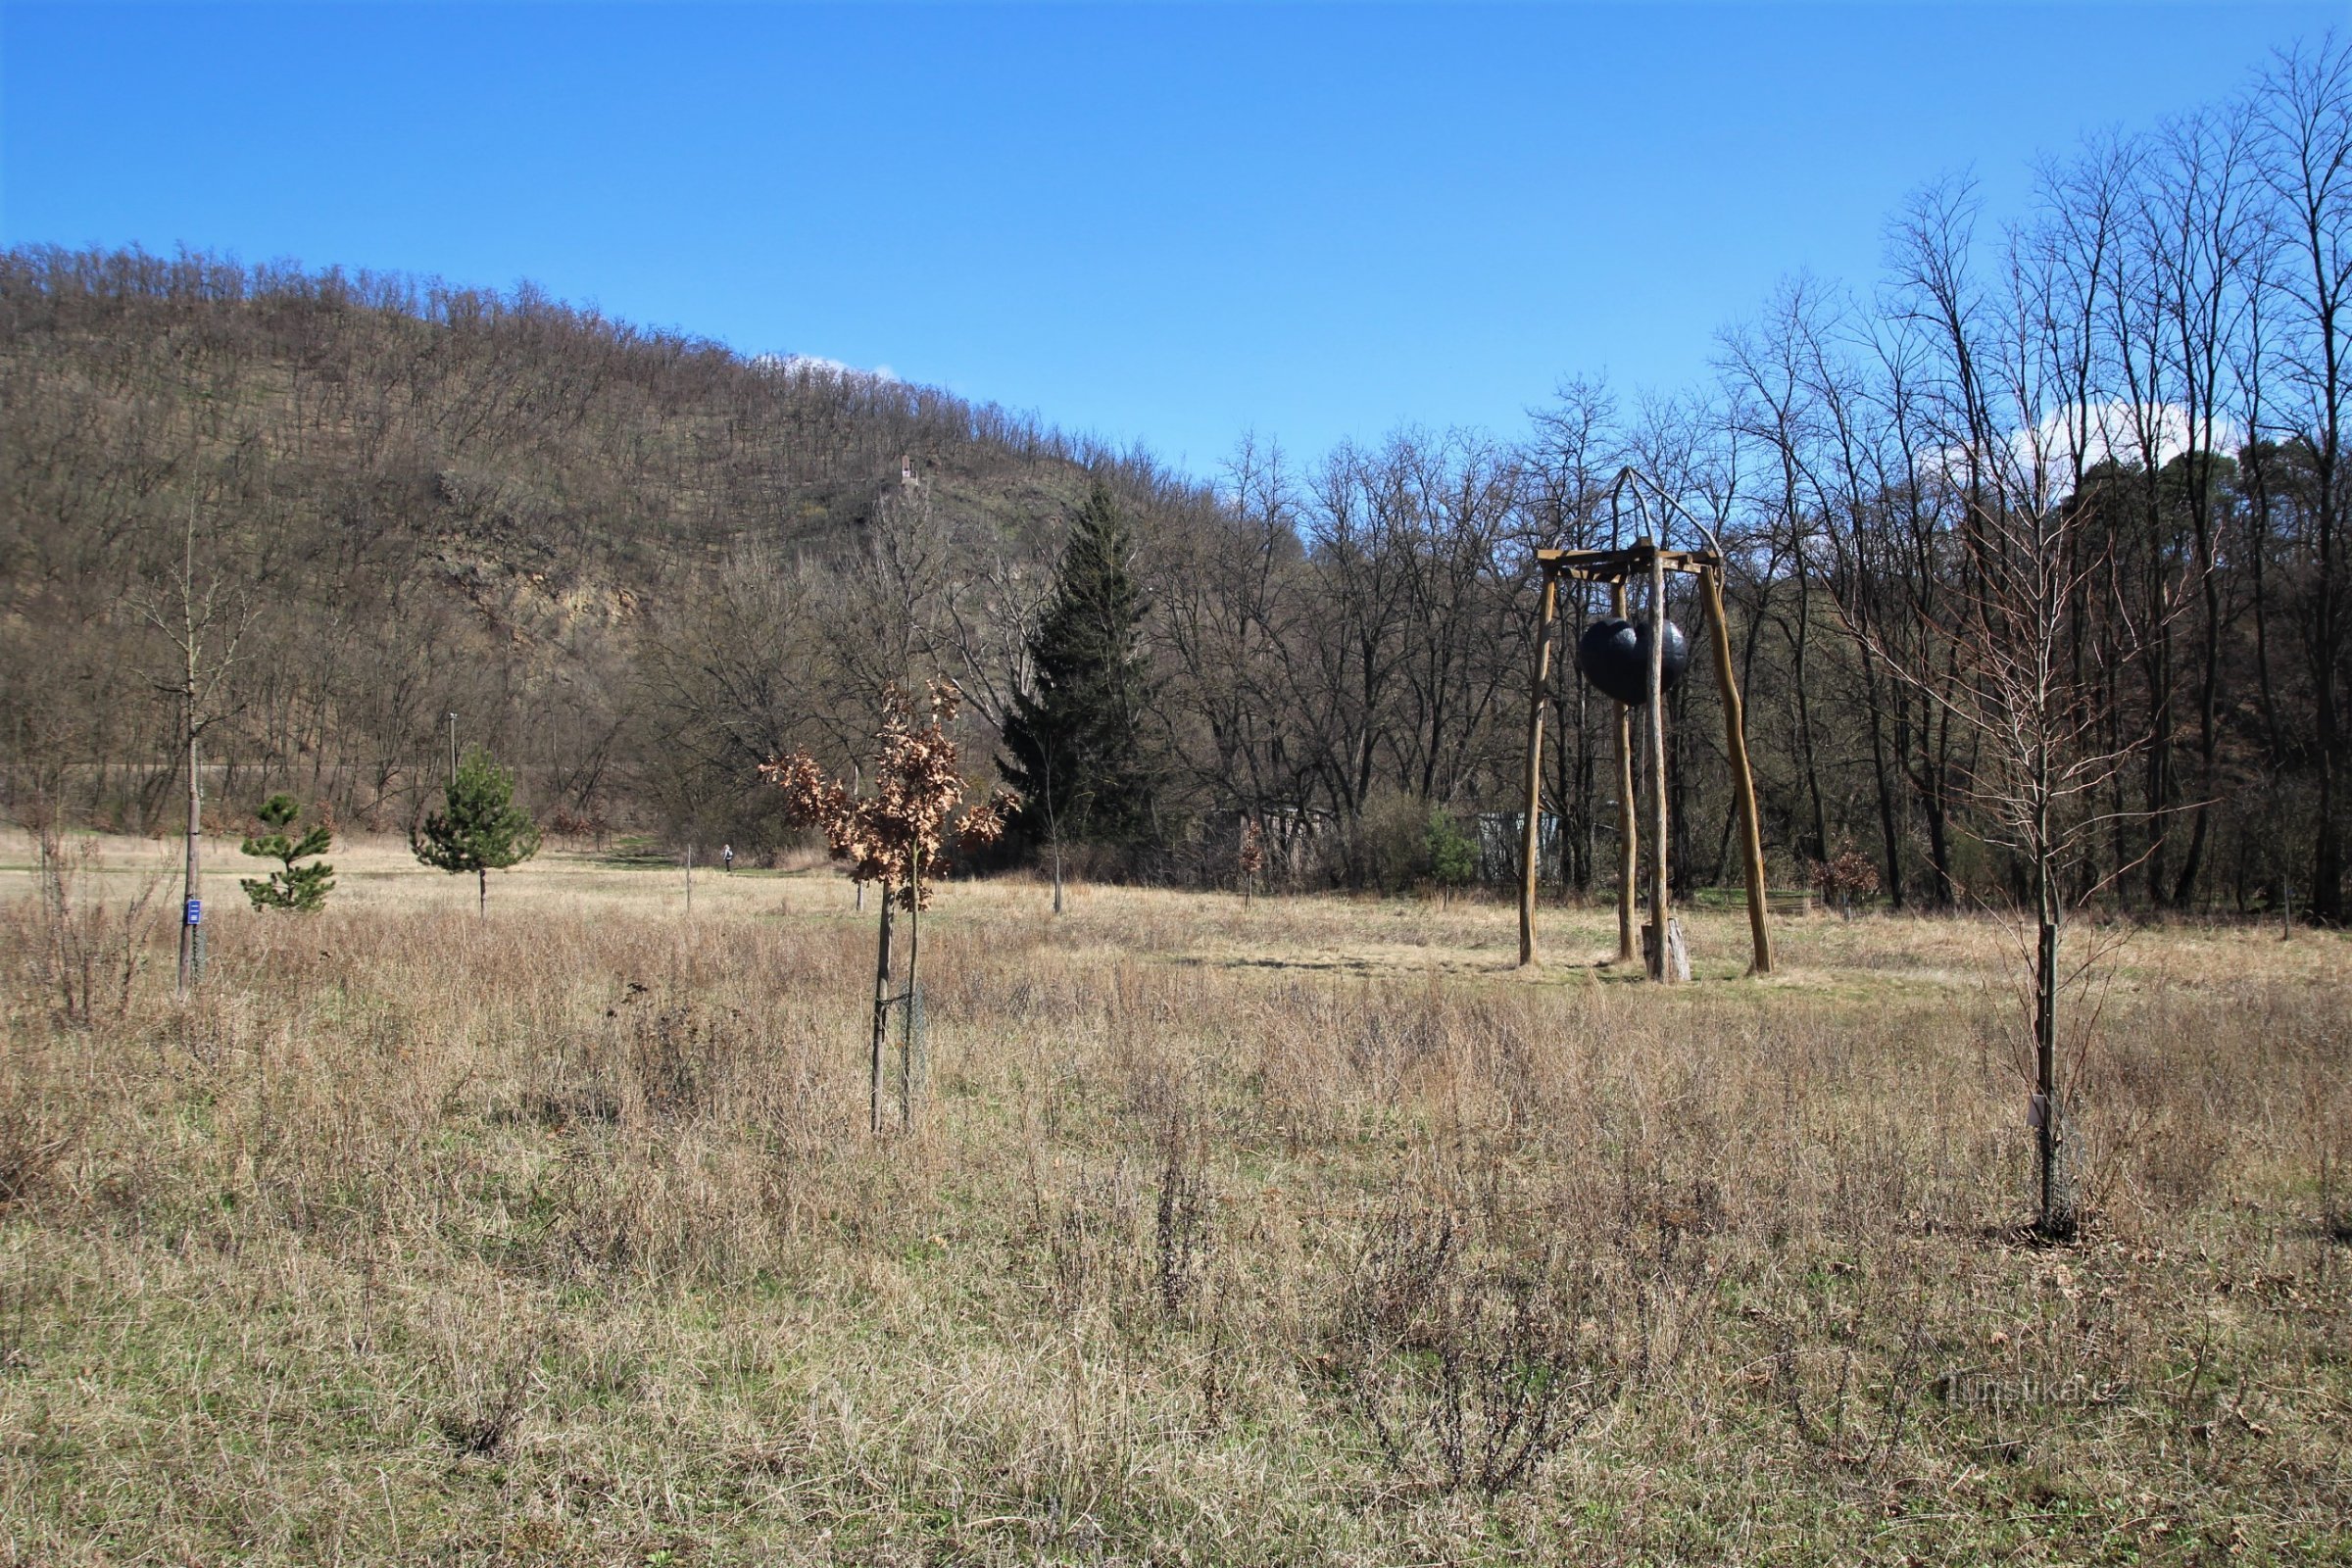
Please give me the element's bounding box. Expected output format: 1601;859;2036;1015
239;794;335;912
413;746;542;917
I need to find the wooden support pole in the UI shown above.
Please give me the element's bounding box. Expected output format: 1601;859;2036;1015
1611;581;1638;965
1518;571;1558;967
1644;541;1676;984
869;891;894;1135
1702;565;1773;975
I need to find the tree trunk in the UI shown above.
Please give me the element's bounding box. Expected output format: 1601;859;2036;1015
902;858;922;1131
2175;542;2226;906
2034;801;2075;1241
1703;566;1772;975
177;714;200;996
1863;647;1906;909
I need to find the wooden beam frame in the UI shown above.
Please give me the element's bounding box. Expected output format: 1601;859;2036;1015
1517;548;1773;976
1537;545;1723;583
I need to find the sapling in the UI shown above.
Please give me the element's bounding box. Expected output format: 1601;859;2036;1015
1810;845;1881;920
1237;817;1265;907
238;794;334;912
1426;808;1478;907
413;746;541;917
762;682;1014;1132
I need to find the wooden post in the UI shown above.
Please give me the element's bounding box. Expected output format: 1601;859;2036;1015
1644;541;1676;984
1611;581;1639;965
1701;565;1773;974
902;848;923;1132
869;889;894;1134
1518;570;1558;966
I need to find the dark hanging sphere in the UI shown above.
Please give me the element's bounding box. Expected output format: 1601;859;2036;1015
1575;615;1690;707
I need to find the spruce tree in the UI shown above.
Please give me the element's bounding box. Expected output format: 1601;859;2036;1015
1003;481;1158;848
413;746;542;916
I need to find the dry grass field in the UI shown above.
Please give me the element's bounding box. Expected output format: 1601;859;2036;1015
2;831;2347;1565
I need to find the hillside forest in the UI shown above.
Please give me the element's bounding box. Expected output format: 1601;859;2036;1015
2;42;2347;920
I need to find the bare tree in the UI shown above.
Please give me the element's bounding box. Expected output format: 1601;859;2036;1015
1871;196;2185;1238
2252;37;2352;921
135;503;255;996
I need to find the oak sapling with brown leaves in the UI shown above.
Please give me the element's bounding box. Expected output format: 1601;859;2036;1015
1810;845;1881;919
1237;818;1265;907
762;681;1015;1133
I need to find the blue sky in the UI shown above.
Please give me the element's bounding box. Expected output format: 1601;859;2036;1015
3;3;2342;476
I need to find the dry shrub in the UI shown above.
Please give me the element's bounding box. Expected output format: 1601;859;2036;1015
613;988;741;1123
5;832;159;1029
0;1086;73;1213
1153;1108;1210;1319
1033;1156;1143;1320
1328;1184;1676;1495
1020;1115;1214;1330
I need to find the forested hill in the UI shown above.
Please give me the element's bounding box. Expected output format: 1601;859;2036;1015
0;245;1195;845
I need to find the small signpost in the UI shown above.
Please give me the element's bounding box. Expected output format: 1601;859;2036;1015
182;895;204;983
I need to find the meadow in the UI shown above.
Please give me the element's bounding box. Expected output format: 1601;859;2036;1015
1;832;2347;1565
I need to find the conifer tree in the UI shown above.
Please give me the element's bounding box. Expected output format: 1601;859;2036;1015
238;794;335;912
1425;807;1478;907
413;746;541;916
1002;480;1158;848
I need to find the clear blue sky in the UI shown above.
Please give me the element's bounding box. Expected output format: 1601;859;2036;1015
3;3;2342;476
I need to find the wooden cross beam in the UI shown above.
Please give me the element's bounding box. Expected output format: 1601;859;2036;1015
1537;545;1722;582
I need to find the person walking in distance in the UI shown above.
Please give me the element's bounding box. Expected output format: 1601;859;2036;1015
722;843;734;874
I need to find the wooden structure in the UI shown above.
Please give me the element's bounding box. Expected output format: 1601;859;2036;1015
1516;536;1773;980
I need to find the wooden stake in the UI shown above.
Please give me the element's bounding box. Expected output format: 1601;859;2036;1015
869;890;894;1135
1518;571;1558;967
1644;542;1676;984
1612;581;1639;965
1701;565;1773;974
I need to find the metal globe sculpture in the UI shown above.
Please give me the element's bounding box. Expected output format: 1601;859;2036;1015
1574;615;1689;707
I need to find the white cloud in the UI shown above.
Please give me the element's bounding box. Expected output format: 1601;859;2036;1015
2017;400;2237;479
1930;400;2240;504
